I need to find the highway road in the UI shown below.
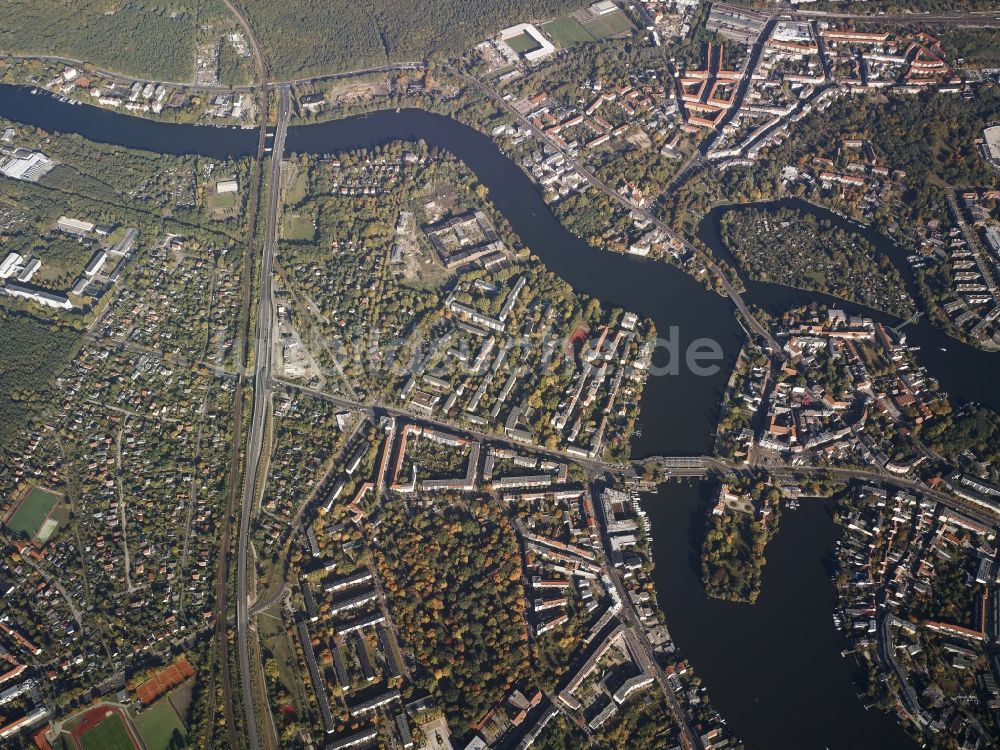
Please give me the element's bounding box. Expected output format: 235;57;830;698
202;3;274;748
236;85;290;750
206;57;271;750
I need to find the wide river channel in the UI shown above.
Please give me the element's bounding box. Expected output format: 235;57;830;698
5;84;998;748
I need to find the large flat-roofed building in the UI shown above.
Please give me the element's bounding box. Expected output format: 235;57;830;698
71;276;93;296
56;216;95;236
0;150;54;183
589;0;619;15
0;252;23;280
84;250;107;277
424;210;506;271
16;258;41;283
3;281;73;309
984;125;1000;167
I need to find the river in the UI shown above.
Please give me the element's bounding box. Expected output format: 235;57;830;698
3;84;991;749
699;198;1000;412
643;482;917;749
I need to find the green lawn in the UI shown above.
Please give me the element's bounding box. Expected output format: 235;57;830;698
506;31;541;54
583;10;634;39
5;486;61;539
283;213;317;242
135;699;187;750
79;713;136;750
541;16;595;47
206;192;238;211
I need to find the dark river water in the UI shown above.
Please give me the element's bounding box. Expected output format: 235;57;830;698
699;198;1000;412
643;483;916;749
5;84;995;748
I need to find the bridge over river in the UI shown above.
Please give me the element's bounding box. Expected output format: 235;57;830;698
634;455;718;478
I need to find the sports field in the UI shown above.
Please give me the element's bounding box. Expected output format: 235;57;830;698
79;712;137;750
541;16;595;47
283;212;317;242
506;31;541;54
5;486;61;539
541;8;634;47
135;698;187;750
583;9;634;39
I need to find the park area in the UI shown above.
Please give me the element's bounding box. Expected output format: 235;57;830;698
4;485;62;542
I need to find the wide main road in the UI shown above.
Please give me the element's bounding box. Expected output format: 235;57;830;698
237;85;291;750
204;3;273;749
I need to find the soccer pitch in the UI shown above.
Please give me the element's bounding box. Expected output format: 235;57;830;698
79;713;137;750
541;16;595;47
5;486;61;539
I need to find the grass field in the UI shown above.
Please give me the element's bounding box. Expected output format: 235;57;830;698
135;699;187;750
583;9;634;39
206;192;238;212
168;679;194;727
541;16;595;47
283;213;317;242
506;32;542;54
284;165;310;206
36;234;98;279
79;713;137;750
5;486;61;539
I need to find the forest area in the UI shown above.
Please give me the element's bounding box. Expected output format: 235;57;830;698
0;312;81;455
701;481;782;603
238;0;583;78
0;0;233;81
375;499;530;734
